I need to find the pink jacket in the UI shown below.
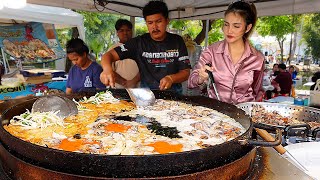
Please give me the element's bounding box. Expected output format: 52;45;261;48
188;40;264;104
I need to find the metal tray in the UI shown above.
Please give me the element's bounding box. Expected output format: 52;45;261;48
237;102;320;123
237;102;320;139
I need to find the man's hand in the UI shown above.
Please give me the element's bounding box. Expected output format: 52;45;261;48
100;70;116;88
100;49;120;88
159;75;173;90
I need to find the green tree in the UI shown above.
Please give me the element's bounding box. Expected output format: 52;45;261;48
170;20;188;35
256;16;295;63
288;15;303;64
207;19;224;45
302;13;320;64
56;12;121;59
56;29;72;49
80;11;121;58
135;23;148;36
170;19;223;46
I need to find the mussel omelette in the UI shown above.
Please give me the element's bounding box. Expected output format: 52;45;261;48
4;91;246;155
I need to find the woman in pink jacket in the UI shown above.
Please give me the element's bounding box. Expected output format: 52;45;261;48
188;1;264;104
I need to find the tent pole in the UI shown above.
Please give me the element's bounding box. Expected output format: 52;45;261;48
1;48;10;74
204;19;209;47
130;16;135;37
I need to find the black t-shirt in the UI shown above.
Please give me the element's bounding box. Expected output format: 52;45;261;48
114;32;191;93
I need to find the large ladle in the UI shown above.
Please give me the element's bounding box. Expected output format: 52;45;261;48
32;95;78;119
125;88;156;107
76;87;156;106
32;88;155;118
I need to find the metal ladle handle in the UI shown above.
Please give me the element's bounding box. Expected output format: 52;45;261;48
205;64;220;101
255;128;308;172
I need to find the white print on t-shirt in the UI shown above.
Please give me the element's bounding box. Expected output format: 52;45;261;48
120;44;128;52
84;76;92;87
178;56;189;61
142;51;179;58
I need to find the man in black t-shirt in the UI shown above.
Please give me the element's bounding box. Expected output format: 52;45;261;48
100;1;191;94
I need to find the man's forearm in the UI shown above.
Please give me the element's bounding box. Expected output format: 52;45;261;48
101;52;115;72
100;49;121;87
168;69;190;83
101;49;121;72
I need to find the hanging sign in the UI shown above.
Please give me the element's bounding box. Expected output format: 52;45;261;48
0;22;65;63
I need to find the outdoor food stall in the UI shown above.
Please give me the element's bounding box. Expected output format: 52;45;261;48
0;0;319;179
0;20;67;99
0;90;315;179
0;3;85;100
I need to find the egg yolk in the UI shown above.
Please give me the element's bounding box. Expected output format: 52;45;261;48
147;141;183;154
58;139;83;151
105;123;131;133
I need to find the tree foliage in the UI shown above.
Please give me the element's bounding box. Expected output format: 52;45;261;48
135;23;148;36
287;15;303;64
207;19;224;45
256;15;295;63
302;13;320;62
56;29;72;49
81;11;121;58
170;19;223;46
56;11;122;60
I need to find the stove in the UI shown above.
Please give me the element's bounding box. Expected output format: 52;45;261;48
254;147;313;180
0;146;312;180
0;163;9;180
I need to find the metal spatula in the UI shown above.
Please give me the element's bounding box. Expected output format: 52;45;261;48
32;95;78;119
126;88;156;107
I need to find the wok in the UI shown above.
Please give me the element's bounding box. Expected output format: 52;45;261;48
0;90;281;178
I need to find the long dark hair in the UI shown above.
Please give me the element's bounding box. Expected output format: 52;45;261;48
225;1;257;39
66;38;89;56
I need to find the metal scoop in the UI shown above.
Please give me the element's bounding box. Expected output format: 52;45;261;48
32;95;78;119
126;88;156;107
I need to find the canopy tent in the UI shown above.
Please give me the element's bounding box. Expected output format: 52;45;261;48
0;3;85;40
0;3;85;73
27;0;320;20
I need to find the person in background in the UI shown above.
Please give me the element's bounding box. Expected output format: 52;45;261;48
108;19;140;88
310;71;320;90
100;1;190;94
272;63;292;95
268;55;275;63
288;65;299;79
188;1;264;104
66;38;105;94
263;69;274;99
268;63;279;77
